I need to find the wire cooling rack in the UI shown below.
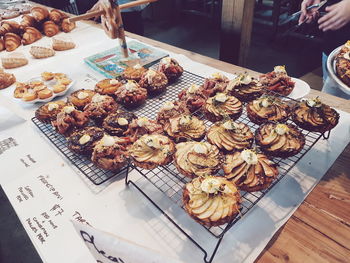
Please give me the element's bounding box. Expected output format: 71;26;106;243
125;69;324;263
31;117;129;185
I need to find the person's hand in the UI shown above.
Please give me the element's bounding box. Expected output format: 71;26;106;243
299;0;321;25
318;0;350;31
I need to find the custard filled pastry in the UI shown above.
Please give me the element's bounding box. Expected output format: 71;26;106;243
201;72;229;97
178;84;207;113
67;126;104;155
115;80;147;108
157;57;183;82
246;96;291;124
226;74;263;102
83;94;119;123
91;135;128;171
129;134;175;169
122;64;147;82
255;122;305;157
51;106;89;136
204;93;242;122
207;120;254;152
139;69;168;94
259;66;295;96
164;115;206;142
292;97;339;133
156;100;189;124
68;89;96;110
103;111;137;136
95;78;124;96
35;100;66;123
175;141;221;178
223;149;278;192
183;176;241;226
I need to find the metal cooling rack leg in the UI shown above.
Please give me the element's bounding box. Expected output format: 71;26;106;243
322;130;331;140
125;176;224;263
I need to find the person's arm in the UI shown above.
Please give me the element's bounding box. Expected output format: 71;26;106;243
318;0;350;31
298;0;321;25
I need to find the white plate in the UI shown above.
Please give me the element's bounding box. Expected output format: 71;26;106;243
288;77;311;99
327;46;350;95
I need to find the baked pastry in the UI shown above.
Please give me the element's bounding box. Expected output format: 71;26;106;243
68;89;96;110
52;36;76;51
103;111;137;136
174;141;222;178
126;117;163;140
83;94;119;123
52;84;67;93
207;120;254;152
201;72;229;97
22;26;42;45
91;134;128;171
95;78;123;96
183;176;241;226
0;71;16;90
0;38;4;51
255;122;305;157
20;14;37;29
156;100;190;124
35;100;66;123
4;33;21;52
335;41;350;87
204;93;242;122
2;52;28;69
8;3;32;15
259;66;295;96
67;126;104;155
1;10;20;20
122;64;147;82
60;18;76;33
43;21;60;37
13;82;28;98
292;97;340;133
51;105;89;136
164;115;206;142
49;9;67;24
22;89;37;102
115;80;147;108
129;134;175;169
37;88;53;99
178;83;207;113
31;6;49;22
223;149;278;192
226;74;263;102
246;96;291;124
0;21;21;36
157;57;183;82
139;69;168;94
30;46;55;59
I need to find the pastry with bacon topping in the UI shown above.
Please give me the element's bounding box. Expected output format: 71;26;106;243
125;117;163;141
157;57;183;82
103;111;137;137
83;94;119;123
67;126;104;155
156;100;190;124
201;72;229;97
335;41;350;87
178;83;207;113
259;66;295;96
204;93;242;122
35;100;66;123
115;80;147;108
139;69;168;94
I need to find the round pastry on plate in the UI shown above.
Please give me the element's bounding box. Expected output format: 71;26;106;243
183;176;241;227
204;93;242;122
164;115;206;142
207;120;254;152
157;57;183;82
335;41;350;87
95;78;124;96
129;134;175;169
255;122;305;158
156;100;190;124
122;64;147;82
178;83;207;113
174;141;222;178
83;94;119;123
226;74;263;102
259;66;295;96
103;111;137;136
292;97;339;133
126;117;163;140
246;96;291;124
115;80;147;108
223;149;278;192
35;100;66;123
139;69;168;94
91;134;128;171
201;72;229;97
67;126;104;155
37;88;53;99
68;89;96;109
51;105;89;136
22;89;37;102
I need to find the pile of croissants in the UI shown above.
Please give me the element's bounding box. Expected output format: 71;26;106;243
0;6;76;52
